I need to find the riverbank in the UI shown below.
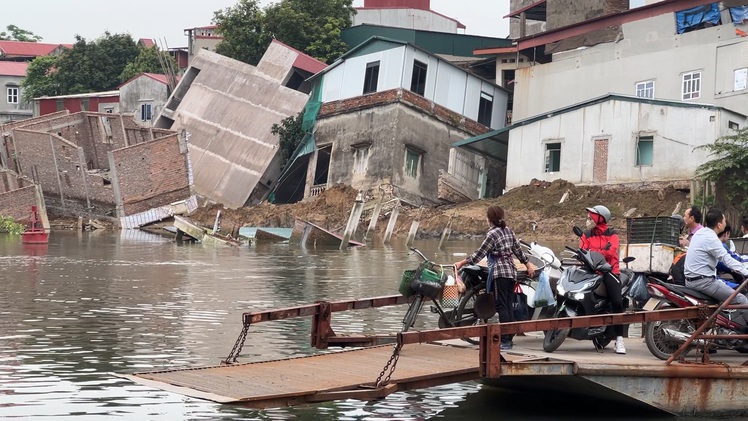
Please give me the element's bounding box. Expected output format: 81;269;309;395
186;179;690;243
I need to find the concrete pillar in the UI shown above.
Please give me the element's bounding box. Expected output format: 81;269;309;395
438;219;452;251
364;197;383;241
212;210;222;234
340;198;365;250
405;220;419;247
383;205;399;244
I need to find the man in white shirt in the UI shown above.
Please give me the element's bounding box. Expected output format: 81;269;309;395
741;216;748;238
684;209;748;322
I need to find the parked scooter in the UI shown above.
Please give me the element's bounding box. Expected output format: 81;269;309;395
542;226;634;352
643;278;748;359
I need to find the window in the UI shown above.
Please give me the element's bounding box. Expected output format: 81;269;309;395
636;136;654;166
141;103;152;121
682;71;701;100
545;143;561;173
410;60;427;96
81;99;89;111
478;92;493;126
635;80;655;99
56;99;64;111
729;121;740;130
405;148;421;178
363;61;380;94
6;87;18;104
353;145;369;174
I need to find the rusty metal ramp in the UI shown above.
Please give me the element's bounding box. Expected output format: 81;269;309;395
121;343;481;408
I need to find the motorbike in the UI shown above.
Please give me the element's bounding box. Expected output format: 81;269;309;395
542;226;634;352
643;277;748;360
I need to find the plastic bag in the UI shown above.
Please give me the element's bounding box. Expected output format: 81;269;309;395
513;282;529;321
628;274;651;307
533;270;556;307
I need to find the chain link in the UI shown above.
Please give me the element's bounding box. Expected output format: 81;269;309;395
374;342;402;388
223;322;250;365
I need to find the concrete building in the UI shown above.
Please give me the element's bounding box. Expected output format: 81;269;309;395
119;73;176;127
510;0;748;120
471;94;747;190
276;37;510;205
184;25;222;65
2;112;192;223
155;41;326;209
0;61;32;123
353;0;466;33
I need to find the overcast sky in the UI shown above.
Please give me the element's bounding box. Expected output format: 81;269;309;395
3;0;646;48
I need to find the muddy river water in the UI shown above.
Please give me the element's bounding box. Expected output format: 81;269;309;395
0;231;732;420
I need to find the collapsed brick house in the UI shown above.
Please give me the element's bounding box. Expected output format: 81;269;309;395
1;111;193;225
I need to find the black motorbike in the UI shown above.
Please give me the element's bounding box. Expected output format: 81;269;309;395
543;226;633;352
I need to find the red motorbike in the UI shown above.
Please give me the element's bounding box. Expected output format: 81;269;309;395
643;277;748;359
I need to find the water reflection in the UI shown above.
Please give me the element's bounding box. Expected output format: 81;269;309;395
0;232;730;420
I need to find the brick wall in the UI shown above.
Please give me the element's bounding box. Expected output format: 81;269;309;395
0;185;37;221
111;133;191;215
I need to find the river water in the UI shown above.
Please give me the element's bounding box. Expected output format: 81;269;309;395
0;231;741;420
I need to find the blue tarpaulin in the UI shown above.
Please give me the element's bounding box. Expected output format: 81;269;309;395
675;3;720;34
731;6;748;24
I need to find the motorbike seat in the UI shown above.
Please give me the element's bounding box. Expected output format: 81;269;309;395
660;281;719;303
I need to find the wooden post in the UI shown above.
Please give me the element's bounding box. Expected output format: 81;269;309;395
438;218;452;250
383;205;399;244
340;196;365;250
364;197;384;241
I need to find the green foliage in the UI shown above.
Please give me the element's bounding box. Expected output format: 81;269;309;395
0;25;42;42
214;0;354;65
271;112;305;166
0;216;24;235
694;127;748;210
119;46;178;82
24;33;140;98
21;55;59;100
214;0;270;66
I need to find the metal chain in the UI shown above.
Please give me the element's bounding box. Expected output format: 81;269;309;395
374;342;402;388
223;322;250;365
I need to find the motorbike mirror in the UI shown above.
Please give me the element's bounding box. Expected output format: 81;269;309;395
572;226;583;237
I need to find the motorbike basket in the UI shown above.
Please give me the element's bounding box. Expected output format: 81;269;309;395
517;255;547;280
399;262;446;299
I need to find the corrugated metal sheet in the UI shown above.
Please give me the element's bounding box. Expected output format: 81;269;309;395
166;50;310;208
120;195;197;229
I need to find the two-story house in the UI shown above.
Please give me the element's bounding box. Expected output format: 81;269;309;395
272;36;510;205
0;62;31;123
119;73;177;127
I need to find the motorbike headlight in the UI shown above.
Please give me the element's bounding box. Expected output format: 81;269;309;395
556;283;566;296
574;292;585;301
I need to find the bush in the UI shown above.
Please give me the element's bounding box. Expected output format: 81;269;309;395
0;216;24;235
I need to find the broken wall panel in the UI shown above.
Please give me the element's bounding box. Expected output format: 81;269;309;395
110;133;191;216
545;0;629;54
0;184;36;220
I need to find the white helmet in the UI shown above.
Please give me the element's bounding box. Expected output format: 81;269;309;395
586;205;611;223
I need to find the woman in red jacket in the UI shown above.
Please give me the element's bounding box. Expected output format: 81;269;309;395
580;205;626;354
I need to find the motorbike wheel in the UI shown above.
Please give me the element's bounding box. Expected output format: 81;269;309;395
450;287;491;345
543;311;570;352
644;319;694;360
402;295;424;332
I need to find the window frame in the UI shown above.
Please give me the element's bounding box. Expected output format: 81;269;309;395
477;92;493;126
635;136;654;167
352;144;370;174
682;71;701;100
544;142;561;173
635;80;655;99
404;147;422;178
363;61;380;94
6;87;18;104
140;103;153;121
410;60;427;96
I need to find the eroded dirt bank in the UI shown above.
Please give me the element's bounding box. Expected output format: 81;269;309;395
188;180;690;243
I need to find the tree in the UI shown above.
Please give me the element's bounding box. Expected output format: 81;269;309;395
214;0;270;66
271;111;305;167
213;0;354;65
694;127;748;211
119;46;178;82
21;55;59;100
0;25;42;42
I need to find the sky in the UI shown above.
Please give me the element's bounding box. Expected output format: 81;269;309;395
3;0;646;48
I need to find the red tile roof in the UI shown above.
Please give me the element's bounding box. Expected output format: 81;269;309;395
0;61;28;77
117;72;180;88
138;38;156;48
0;41;64;58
